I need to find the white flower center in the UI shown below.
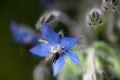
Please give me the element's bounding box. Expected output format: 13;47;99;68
51;45;63;54
51;44;63;63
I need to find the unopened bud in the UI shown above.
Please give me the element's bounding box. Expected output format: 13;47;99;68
86;8;103;26
102;0;119;11
36;10;61;30
111;0;119;10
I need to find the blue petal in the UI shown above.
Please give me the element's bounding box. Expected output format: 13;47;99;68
10;21;39;45
53;56;65;76
31;35;39;45
10;21;19;35
29;43;51;57
61;37;81;50
14;28;31;43
19;27;39;45
10;21;24;43
65;50;80;66
42;22;60;46
10;21;28;43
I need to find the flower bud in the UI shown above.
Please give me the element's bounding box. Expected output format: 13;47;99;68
111;0;119;10
102;0;119;11
36;10;61;30
86;8;103;26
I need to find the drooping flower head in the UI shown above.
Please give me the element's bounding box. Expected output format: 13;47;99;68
10;21;39;45
30;22;81;76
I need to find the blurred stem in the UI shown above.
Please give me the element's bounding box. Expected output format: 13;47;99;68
38;56;57;80
58;12;84;37
88;26;97;44
106;11;116;44
83;48;101;80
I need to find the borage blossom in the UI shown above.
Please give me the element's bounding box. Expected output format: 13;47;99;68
10;21;39;45
30;22;81;76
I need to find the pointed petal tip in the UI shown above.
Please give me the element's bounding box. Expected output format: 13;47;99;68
29;48;33;53
29;44;51;57
53;71;58;77
42;21;60;45
71;57;82;68
73;59;81;66
53;56;65;76
29;47;38;56
77;61;81;67
53;66;60;77
29;47;47;57
65;50;81;66
61;37;80;49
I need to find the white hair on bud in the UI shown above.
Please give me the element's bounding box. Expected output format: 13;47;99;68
36;10;62;30
102;0;119;11
50;10;61;19
86;8;103;27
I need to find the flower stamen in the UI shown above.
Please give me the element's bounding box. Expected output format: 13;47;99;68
51;45;63;63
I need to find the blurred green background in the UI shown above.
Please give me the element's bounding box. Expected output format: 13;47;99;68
0;0;42;80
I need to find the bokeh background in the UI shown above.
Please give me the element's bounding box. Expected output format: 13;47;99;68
0;0;43;80
0;0;120;80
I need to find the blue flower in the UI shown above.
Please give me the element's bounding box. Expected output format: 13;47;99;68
29;22;81;76
10;21;39;45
